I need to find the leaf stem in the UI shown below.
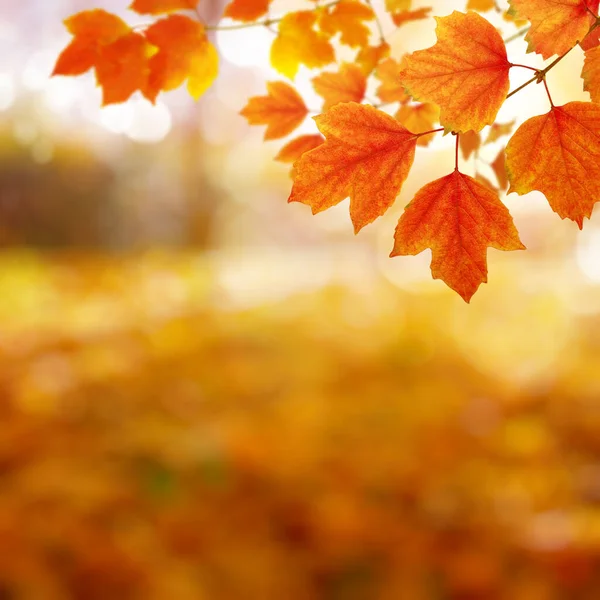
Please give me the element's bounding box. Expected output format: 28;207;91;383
454;134;460;171
504;27;529;44
416;127;444;138
509;63;539;73
364;0;386;44
205;0;342;31
506;46;573;100
542;77;555;107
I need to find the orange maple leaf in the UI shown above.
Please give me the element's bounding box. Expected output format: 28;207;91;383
391;7;432;27
275;134;324;163
508;0;599;59
484;120;516;144
96;32;153;105
391;171;525;302
144;14;218;101
52;10;130;77
582;46;600;103
240;82;308;140
466;0;495;10
289;103;418;233
52;10;152;105
506;101;600;228
129;0;198;15
318;0;375;48
270;11;335;79
355;42;391;74
491;147;508;190
459;130;481;160
223;0;271;22
398;11;510;133
395;103;440;146
581;27;600;51
375;58;408;103
312;64;367;110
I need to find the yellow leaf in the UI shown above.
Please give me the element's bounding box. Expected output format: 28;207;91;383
270;11;335;79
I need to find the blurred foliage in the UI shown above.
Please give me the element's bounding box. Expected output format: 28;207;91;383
0;252;598;599
0;128;220;250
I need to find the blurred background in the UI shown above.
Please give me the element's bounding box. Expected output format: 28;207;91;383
1;0;600;597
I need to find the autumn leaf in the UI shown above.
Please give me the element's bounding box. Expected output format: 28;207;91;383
318;0;375;48
398;11;510;133
289;103;418;233
52;10;130;77
395;103;440;146
385;0;411;11
95;32;152;105
52;10;153;105
508;0;599;59
502;9;528;27
241;81;308;140
129;0;198;15
313;64;367;110
355;42;391;75
582;47;600;103
459;130;481;160
275;134;324;163
375;58;409;103
223;0;271;22
466;0;495;10
392;7;432;27
271;11;335;79
506;101;600;228
491;147;508;189
391;171;525;302
144;14;218;101
484;120;516;144
581;27;600;51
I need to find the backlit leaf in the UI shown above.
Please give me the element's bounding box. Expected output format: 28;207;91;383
52;10;152;106
582;47;600;103
491;147;508;189
385;0;411;11
313;64;367;110
392;7;432;27
223;0;271;22
375;58;409;103
318;0;375;49
508;0;599;59
581;27;600;51
467;0;496;10
460;130;481;160
398;11;510;133
484;120;516;144
506;101;600;228
395;103;440;146
241;81;308;140
355;42;391;75
129;0;198;15
391;171;525;302
52;10;130;77
144;14;218;101
96;32;152;105
271;11;335;79
289;103;418;233
275;134;324;163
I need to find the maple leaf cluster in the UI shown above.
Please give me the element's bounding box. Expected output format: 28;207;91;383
52;0;600;302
